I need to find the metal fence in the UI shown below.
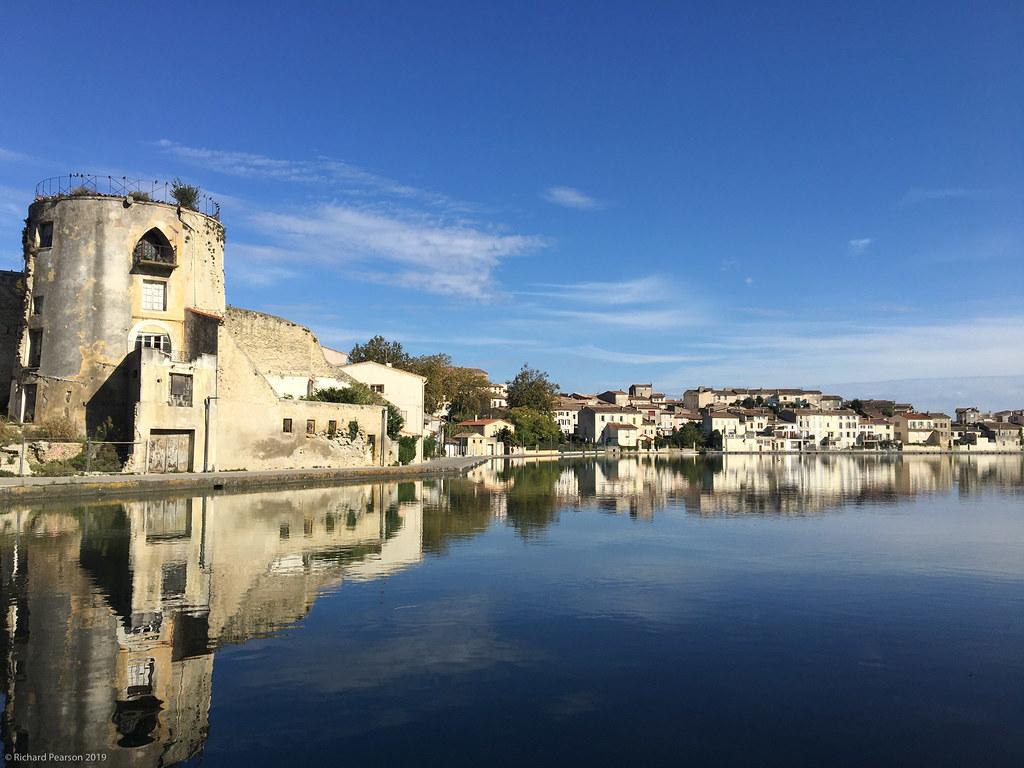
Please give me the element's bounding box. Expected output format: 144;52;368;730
34;174;220;219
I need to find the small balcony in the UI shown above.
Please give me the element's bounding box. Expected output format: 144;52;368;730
133;238;176;270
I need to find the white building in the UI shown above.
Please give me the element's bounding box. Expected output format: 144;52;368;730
342;361;427;463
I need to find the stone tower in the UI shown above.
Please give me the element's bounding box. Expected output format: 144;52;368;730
8;176;225;439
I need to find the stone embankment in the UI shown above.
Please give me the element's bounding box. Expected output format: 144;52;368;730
0;457;487;503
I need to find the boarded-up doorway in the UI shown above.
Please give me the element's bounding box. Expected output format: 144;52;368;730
148;430;193;473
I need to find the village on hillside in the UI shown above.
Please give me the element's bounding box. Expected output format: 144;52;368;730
447;383;1024;456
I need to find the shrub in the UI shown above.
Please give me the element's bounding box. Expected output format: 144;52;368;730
38;416;80;441
32;460;76;477
130;191;152;202
171;178;201;209
0;470;15;477
423;436;438;459
69;185;92;196
398;436;417;465
70;442;122;473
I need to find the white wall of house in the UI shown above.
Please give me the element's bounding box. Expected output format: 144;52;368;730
343;361;427;462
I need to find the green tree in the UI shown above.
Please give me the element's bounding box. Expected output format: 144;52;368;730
398;436;417;465
386;404;404;440
408;353;454;413
506;364;558;414
447;367;492;422
849;398;865;416
706;429;723;451
507;407;561;447
308;383;376;404
349;335;412;367
679;422;704;448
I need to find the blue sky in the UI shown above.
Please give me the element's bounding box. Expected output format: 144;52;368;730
1;2;1022;410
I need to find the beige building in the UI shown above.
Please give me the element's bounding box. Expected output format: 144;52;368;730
894;412;951;448
455;418;514;438
857;417;895;447
342;360;427;463
448;431;506;456
1;177;388;473
597;390;630;407
578;405;644;445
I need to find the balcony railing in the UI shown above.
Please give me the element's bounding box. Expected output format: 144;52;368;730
35;174;220;219
133;239;176;267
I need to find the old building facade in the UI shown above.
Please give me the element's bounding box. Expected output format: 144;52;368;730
2;178;387;472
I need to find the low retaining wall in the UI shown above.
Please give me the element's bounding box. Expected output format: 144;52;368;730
0;457;487;504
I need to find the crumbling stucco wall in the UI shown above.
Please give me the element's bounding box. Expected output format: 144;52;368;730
211;326;386;471
222;307;354;383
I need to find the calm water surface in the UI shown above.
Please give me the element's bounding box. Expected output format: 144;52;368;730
1;455;1022;767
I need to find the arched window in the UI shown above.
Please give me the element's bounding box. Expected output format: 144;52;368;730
133;228;175;267
135;333;171;354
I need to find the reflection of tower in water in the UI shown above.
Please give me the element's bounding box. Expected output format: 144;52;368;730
0;481;426;766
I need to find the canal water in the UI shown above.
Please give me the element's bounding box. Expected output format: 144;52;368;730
1;455;1022;767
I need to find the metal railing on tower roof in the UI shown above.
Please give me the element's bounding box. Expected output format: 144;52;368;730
34;174;220;219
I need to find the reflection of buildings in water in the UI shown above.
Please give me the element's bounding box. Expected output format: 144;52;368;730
691;453;1024;516
0;481;427;766
475;454;1024;523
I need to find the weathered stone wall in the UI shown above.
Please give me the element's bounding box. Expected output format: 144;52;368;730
211;326;386;471
222;306;353;381
0;270;26;411
9;195;225;436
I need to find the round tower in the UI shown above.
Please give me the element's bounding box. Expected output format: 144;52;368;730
9;176;226;438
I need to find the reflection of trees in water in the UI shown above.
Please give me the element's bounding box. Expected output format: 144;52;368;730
421;479;494;555
499;460;566;539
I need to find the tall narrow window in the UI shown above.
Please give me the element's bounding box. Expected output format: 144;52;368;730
22;384;37;423
27;329;42;368
282;418;293;433
38;222;53;249
142;280;166;311
32;296;44;315
306;419;316;434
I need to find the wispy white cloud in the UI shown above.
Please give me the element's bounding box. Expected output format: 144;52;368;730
243;203;545;300
541;186;604;210
560;345;712;365
662;315;1024;391
156;139;461;209
848;237;872;255
538;307;705;330
524;275;668;305
898;187;997;206
0;148;31;163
